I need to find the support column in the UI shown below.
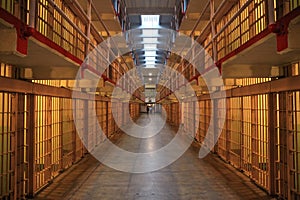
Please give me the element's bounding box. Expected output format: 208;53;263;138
85;0;92;57
268;93;276;195
59;98;64;170
210;0;217;62
29;0;37;28
45;97;52;182
278;92;289;198
11;93;18;200
213;98;218;153
286;92;293;199
72;100;77;163
83;99;89;153
225;99;230;161
27;94;35;198
11;93;27;199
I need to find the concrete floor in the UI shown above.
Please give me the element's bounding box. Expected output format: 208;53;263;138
35;114;272;200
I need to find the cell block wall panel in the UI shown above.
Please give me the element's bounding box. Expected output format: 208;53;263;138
111;102;123;131
61;98;75;169
195;102;200;142
241;96;252;176
275;91;300;199
107;102;115;138
50;97;62;177
87;101;97;151
290;91;300;199
163;104;171;123
0;93;14;198
129;103;140;121
217;98;228;161
198;101;207;144
102;102;108;137
74;99;85;161
202;100;213;151
96;101;106;142
0;93;29;199
33;96;66;191
183;101;196;139
228;97;242;168
34;95;53;191
14;94;29;199
170;103;180;126
251;95;269;190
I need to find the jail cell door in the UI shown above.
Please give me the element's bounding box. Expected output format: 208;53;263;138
275;91;300;199
228;97;242;168
241;96;252;176
217;98;228;161
34;96;52;192
251;95;269;190
61;98;75;169
12;93;29;199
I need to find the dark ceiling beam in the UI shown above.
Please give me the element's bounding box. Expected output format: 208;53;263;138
126;7;174;15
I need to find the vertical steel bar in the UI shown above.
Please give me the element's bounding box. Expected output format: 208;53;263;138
267;0;275;24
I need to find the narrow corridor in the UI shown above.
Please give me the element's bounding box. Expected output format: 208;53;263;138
35;114;271;200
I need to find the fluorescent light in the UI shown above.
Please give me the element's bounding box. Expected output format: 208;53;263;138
149;78;152;81
145;61;156;65
149;73;152;76
143;38;158;43
142;29;159;36
144;51;157;56
145;57;156;62
144;44;157;50
141;15;159;27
